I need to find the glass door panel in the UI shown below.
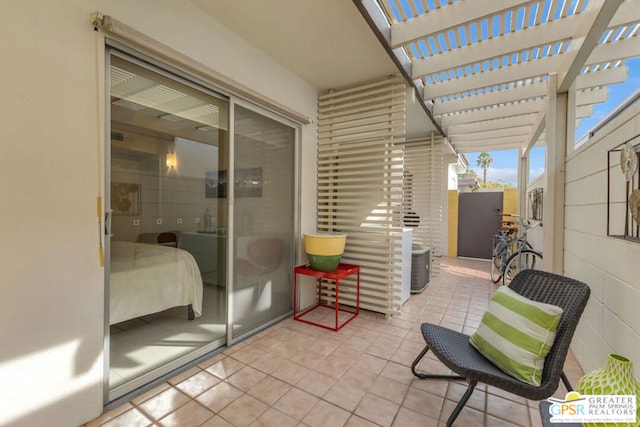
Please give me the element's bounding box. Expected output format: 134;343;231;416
232;104;296;336
108;54;229;394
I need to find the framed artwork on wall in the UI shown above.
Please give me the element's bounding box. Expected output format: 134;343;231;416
111;182;141;215
607;137;640;241
205;168;262;198
205;170;225;198
528;188;543;221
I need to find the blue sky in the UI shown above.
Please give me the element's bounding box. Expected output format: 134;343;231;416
466;58;640;186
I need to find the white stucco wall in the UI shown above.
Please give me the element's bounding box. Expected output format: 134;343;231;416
0;1;318;425
448;161;459;190
565;98;640;375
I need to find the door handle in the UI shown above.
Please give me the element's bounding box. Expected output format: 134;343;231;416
105;209;113;237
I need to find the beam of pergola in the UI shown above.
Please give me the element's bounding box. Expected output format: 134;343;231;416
449;125;533;142
441;99;594;126
447;113;540;135
587;37;640;66
425;55;563;100
433;82;547;116
435;85;606;116
441;99;545;127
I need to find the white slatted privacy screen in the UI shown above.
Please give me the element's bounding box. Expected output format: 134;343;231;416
317;76;407;316
402;135;445;276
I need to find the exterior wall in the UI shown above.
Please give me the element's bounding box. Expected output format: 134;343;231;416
448;162;460;190
565;98;640;375
0;2;318;426
447;190;459;257
442;155;461;257
502;187;517;215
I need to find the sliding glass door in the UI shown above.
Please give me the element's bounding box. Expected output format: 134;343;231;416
107;53;229;396
231;104;296;337
106;50;298;399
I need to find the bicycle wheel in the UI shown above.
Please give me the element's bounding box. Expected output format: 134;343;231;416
503;249;543;286
517;240;533;251
490;239;508;283
490;256;502;283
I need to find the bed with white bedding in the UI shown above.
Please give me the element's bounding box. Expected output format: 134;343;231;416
109;241;203;325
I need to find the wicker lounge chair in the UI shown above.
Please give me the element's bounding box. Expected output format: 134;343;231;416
411;269;590;426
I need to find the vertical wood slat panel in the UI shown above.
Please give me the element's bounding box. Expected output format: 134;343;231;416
317;76;407;316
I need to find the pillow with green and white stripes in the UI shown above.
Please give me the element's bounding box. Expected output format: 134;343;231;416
469;286;563;386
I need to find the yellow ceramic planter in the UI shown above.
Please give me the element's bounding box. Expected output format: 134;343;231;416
303;233;347;272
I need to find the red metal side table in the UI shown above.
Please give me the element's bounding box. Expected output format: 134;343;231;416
293;263;360;331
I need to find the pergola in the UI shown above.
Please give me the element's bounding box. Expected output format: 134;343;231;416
355;0;640;154
355;0;640;271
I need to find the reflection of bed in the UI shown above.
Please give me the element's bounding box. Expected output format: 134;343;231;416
109;241;203;325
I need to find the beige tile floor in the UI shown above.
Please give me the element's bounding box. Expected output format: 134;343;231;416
85;257;584;427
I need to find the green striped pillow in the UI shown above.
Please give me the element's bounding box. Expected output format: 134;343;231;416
469;286;563;386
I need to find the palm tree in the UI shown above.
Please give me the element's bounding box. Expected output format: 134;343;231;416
476;151;493;185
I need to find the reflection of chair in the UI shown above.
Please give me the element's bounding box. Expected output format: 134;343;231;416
410;269;590;427
235;238;285;315
157;232;178;247
236;238;285;277
136;232;178;247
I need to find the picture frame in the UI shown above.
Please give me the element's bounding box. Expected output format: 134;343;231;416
528;188;543;221
111;182;141;215
205;167;262;198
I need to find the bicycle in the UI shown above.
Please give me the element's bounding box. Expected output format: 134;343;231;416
490;214;542;285
502;214;542;285
490;228;516;283
490;215;528;283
